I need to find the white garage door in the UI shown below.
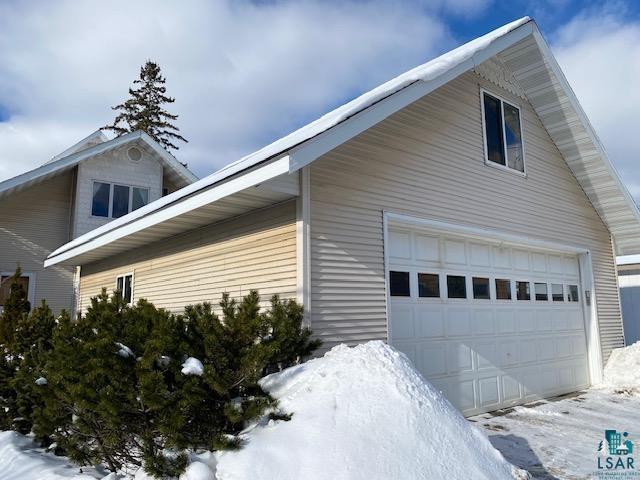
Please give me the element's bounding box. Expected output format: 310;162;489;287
387;224;590;416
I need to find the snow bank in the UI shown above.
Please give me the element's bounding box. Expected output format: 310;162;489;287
602;341;640;390
0;431;102;479
216;341;527;480
182;357;204;376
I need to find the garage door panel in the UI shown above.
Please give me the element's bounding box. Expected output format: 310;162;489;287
447;343;474;374
517;309;535;332
389;305;414;339
470;243;491;267
389;227;589;416
502;375;521;402
415;234;439;262
472;309;495;335
496;309;516;334
446;308;472;336
478;377;500;407
415;306;445;338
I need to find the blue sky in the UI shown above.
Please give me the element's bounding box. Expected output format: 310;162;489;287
0;0;639;197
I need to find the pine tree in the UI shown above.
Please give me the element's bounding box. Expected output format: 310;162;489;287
102;60;187;152
0;267;31;429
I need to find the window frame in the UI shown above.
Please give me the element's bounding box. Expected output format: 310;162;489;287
115;272;134;305
91;181;150;220
0;271;37;310
480;88;527;177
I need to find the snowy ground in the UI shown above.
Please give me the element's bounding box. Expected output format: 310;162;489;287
473;388;640;479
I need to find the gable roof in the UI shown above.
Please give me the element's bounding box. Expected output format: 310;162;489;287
45;17;640;267
0;130;198;199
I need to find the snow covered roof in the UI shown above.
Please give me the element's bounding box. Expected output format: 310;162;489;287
0;130;198;200
45;17;640;267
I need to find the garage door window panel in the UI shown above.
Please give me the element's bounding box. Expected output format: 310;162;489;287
447;275;467;299
516;281;530;300
390;271;411;297
568;284;579;302
495;279;512;300
535;283;548;301
472;277;490;299
552;284;564;302
418;273;440;298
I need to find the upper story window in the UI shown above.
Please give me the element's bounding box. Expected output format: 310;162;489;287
92;182;149;218
481;90;525;174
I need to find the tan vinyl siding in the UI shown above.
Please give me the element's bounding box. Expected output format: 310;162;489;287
79;201;297;314
0;172;75;313
309;69;623;363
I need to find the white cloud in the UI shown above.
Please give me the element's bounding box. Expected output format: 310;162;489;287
0;0;453;180
551;5;640;200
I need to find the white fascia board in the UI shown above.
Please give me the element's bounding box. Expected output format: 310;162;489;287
531;28;640;239
287;22;534;172
44;156;291;267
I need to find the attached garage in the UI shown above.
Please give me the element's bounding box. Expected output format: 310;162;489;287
386;215;593;416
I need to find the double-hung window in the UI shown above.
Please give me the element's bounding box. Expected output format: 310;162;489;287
482;90;525;173
116;273;133;304
92;182;149;218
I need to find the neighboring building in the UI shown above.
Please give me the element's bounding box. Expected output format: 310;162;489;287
45;18;640;416
616;256;640;345
0;130;197;314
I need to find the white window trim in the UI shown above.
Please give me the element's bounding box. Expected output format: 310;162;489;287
480;88;527;177
115;272;135;305
0;271;37;310
91;181;150;220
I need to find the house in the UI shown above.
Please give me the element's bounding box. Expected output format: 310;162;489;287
0;130;197;314
44;18;640;416
615;255;640;345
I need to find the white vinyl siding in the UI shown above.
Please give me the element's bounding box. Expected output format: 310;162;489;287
308;68;622;363
78;201;297;314
0;172;75;313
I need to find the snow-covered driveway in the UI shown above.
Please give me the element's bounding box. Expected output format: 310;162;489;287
472;388;640;479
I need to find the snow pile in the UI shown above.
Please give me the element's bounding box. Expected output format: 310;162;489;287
602;342;640;390
0;431;102;479
216;341;527;480
181;357;204;376
35;376;48;386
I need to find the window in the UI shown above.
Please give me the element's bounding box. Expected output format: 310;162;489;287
0;272;33;309
482;91;524;173
495;279;512;300
132;187;148;211
112;185;130;218
516;281;530;301
390;271;410;297
92;182;150;218
535;282;548;301
552;284;564;302
418;273;440;298
92;182;110;217
116;273;133;304
447;275;467;299
568;284;579;302
472;277;490;299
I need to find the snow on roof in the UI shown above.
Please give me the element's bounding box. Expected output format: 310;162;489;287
45;18;530;264
0;130;197;200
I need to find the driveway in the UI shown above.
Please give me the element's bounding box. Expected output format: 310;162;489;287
471;388;640;479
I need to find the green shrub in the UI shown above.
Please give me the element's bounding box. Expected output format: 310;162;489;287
28;289;319;477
